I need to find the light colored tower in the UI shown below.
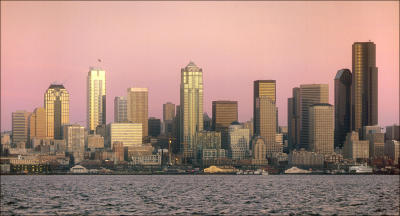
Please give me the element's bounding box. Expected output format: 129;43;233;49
127;88;148;137
334;69;352;148
114;96;128;123
12;110;31;146
299;84;329;150
45;84;70;139
163;102;175;121
63;124;85;164
254;80;276;136
255;96;278;157
309;103;334;155
352;42;378;138
29;107;47;140
87;68;106;133
180;61;203;158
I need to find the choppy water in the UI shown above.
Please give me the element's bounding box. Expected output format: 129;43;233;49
1;175;399;215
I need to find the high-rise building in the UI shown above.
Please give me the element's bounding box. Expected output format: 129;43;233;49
212;101;238;149
309;103;334;155
180;62;203;158
228;123;250;160
367;132;385;158
343;131;369;160
299;84;329;150
107;123;142;148
44;84;70;139
29;107;46;141
255;96;277;157
12;110;31;147
63;124;85;164
385;140;400;164
254;80;276;134
385;125;400;141
114;96;128;123
334;69;352;148
288;87;301;151
87;68;106;133
163;102;175;122
148;117;161;137
193;131;221;162
351;42;378;137
127;88;148;137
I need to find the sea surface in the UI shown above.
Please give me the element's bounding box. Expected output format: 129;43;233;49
1;175;399;215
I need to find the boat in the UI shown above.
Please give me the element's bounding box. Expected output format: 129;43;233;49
349;165;373;174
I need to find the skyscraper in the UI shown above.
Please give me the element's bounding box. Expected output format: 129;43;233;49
309;103;334;155
180;61;203;158
45;84;70;139
334;69;352;148
63;124;85;164
87;68;106;133
299;84;329;150
254;80;276;135
114;96;128;123
127;88;148;137
255;96;278;157
351;42;378;137
212;100;238;149
163;102;175;122
12;110;31;146
148;117;161;137
288;87;300;151
29;107;46;140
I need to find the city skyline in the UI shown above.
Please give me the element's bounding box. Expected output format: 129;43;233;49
1;1;399;131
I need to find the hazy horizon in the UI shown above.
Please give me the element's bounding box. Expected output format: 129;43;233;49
1;1;399;131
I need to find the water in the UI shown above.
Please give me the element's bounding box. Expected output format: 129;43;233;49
1;175;399;215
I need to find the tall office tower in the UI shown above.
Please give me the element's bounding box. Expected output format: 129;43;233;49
299;84;329;150
87;68;106;133
288;87;301;150
29;107;46;140
309;104;334;155
163;102;175;136
45;84;70;139
228;122;250;160
127;88;148;137
334;69;352;148
351;42;378;138
63;124;85;164
180;61;203;158
106;123;142;148
255;96;277;158
212;101;238;149
148;117;161;137
172;105;181;153
163;102;175;122
254;80;276;134
385;125;400;141
12;110;31;147
114;96;128;123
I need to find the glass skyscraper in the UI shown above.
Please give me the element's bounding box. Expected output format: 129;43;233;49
87;68;106;133
45;84;70;139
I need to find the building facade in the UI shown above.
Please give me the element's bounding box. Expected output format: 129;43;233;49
63;124;85;164
148;117;161;137
29;107;46;141
127;88;148;137
351;42;378;137
212;100;238;149
385;140;400;164
44;84;70;139
114;96;128;123
228;123;250;160
107;123;142;148
299;84;329;150
251;136;267;165
87;68;106;133
368;132;385;158
180;62;203;158
12;110;31;147
385;125;400;141
163;102;175;122
334;69;352;148
87;134;104;150
343;131;369;160
193;131;221;161
309;103;334;155
255;96;277;157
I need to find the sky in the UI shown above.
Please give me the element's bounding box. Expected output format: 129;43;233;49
1;1;399;131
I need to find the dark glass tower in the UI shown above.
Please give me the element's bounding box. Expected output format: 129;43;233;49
334;69;352;148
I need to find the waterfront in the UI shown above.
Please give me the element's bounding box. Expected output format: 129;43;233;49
1;175;398;215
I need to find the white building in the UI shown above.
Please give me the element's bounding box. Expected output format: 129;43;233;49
87;68;106;132
309;103;334;155
107;123;142;148
228;123;250;160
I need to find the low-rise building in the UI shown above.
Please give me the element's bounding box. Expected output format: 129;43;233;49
288;149;324;169
343;131;369;161
385;140;400;164
131;154;161;166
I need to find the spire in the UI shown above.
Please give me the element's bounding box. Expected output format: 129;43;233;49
186;61;197;67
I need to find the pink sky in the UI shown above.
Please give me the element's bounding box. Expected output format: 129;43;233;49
1;1;399;131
